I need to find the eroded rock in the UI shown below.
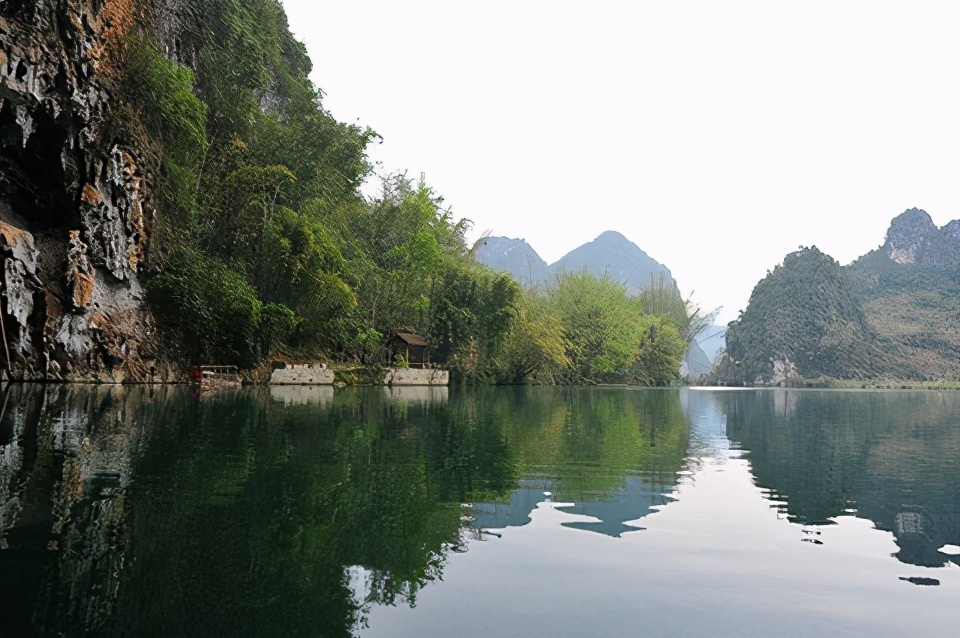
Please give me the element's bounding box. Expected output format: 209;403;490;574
0;4;160;381
884;208;960;269
80;183;128;280
66;229;95;311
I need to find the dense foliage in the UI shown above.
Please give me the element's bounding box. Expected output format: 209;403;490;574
115;0;690;384
457;271;688;385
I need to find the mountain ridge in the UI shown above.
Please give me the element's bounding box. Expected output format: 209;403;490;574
473;237;551;288
476;231;676;292
549;231;677;295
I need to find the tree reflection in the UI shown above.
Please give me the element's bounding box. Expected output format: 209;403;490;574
464;388;691;538
0;384;692;636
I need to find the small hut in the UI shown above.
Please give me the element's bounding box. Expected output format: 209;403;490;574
387;332;430;368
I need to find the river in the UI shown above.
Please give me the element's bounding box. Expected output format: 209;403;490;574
1;384;957;637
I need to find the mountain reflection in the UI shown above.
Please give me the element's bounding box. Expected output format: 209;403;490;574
467;388;689;539
721;389;960;569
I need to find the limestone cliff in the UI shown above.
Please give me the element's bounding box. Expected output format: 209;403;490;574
883;208;960;269
1;1;164;381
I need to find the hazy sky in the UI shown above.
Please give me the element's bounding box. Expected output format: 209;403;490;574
281;0;960;324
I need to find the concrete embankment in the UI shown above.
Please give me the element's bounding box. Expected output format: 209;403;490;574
382;368;449;386
269;364;448;386
269;364;335;385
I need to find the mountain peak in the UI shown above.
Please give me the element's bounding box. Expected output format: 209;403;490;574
474;231;676;294
474;236;551;288
884;208;958;266
551;231;675;294
941;219;960;241
594;230;629;243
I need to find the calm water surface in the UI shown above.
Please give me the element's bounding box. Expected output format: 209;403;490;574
0;384;958;637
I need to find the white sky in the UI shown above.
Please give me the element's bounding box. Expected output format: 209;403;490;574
281;0;960;324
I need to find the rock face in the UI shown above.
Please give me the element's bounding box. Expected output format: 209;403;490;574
884;208;960;269
0;1;159;381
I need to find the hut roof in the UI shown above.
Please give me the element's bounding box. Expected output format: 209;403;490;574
392;332;428;347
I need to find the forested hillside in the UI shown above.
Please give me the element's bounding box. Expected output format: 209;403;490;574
0;0;695;385
712;209;960;385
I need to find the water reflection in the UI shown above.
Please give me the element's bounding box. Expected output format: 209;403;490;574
0;383;158;636
0;384;958;637
269;383;334;405
465;388;689;539
383;385;449;404
720;389;960;568
556;475;677;536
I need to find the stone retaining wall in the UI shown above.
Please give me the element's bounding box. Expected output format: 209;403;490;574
269;364;335;385
269;365;448;386
383;368;449;386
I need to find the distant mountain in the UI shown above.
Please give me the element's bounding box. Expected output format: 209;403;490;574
549;231;676;294
694;325;726;364
846;208;960;380
683;340;713;377
712;247;903;384
476;231;716;377
473;237;551;288
475;231;676;293
712;208;960;384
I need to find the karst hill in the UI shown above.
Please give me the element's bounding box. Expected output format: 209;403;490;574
712;208;960;385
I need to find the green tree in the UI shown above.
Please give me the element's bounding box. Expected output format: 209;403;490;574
630;316;687;386
117;36;208;252
146;246;262;366
639;273;714;347
429;261;521;376
489;292;572;384
547;271;645;382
